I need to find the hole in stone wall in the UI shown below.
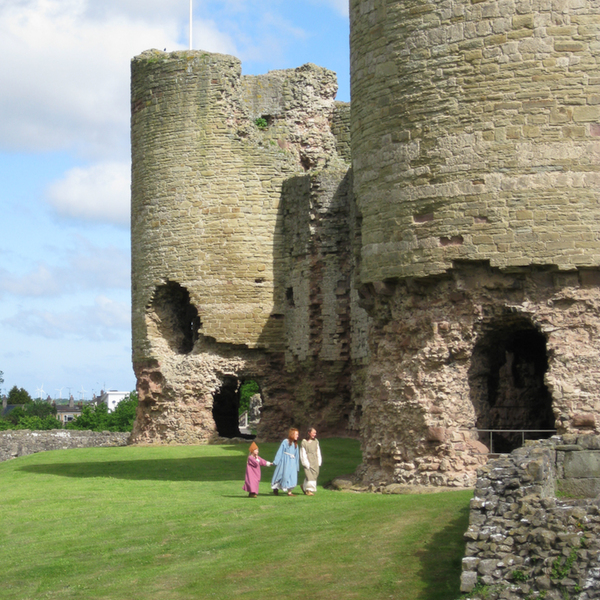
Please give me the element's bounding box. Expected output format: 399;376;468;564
286;287;295;307
239;380;262;434
149;281;200;354
300;154;312;171
440;235;464;246
212;377;262;439
414;212;434;223
469;317;555;454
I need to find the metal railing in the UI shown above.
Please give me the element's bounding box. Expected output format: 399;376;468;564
476;429;557;454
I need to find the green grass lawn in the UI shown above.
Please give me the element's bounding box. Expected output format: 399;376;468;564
0;439;471;600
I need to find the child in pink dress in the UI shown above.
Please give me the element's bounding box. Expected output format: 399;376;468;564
243;442;272;498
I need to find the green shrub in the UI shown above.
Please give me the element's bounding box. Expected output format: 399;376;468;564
512;569;528;582
14;415;62;430
0;400;60;429
254;117;268;129
66;392;138;432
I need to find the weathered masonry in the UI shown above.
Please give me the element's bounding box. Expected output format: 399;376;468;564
130;53;364;446
131;0;600;487
461;436;600;599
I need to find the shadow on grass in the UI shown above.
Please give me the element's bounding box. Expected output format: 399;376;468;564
18;455;252;482
16;438;363;486
415;500;471;600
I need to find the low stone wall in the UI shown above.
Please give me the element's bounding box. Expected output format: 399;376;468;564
0;430;130;462
461;435;600;599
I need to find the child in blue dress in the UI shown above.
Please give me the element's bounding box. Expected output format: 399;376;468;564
271;428;300;496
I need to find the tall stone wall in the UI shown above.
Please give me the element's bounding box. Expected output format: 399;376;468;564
129;0;600;487
130;50;361;444
351;0;600;281
132;51;326;356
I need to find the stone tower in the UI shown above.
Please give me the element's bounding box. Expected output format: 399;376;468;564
130;51;363;444
350;0;600;485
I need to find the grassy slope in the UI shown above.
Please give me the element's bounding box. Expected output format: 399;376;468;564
0;439;471;600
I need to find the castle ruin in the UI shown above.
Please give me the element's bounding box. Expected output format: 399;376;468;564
130;0;600;487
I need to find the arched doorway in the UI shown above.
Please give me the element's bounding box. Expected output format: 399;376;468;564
212;377;262;439
469;316;555;453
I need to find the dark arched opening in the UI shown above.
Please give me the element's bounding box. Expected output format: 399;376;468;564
149;281;200;354
212;377;260;439
469;316;555;453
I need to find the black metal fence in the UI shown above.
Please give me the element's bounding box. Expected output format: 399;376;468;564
475;429;557;454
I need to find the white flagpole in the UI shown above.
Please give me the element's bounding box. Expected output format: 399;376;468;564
189;0;193;50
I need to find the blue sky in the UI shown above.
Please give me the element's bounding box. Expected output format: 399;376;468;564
0;0;350;400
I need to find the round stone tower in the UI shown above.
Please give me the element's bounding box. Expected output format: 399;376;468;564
350;0;600;486
130;50;357;443
351;0;600;280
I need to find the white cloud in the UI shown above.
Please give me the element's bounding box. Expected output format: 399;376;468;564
0;0;236;159
325;0;349;17
47;161;131;226
2;295;130;340
0;264;64;297
0;239;130;297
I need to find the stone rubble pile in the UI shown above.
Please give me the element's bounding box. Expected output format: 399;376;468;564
462;436;600;600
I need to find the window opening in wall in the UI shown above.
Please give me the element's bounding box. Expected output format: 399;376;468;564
212;377;262;439
285;287;295;307
149;281;200;354
469;317;555;454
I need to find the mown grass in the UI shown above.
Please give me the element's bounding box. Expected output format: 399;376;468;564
0;439;472;600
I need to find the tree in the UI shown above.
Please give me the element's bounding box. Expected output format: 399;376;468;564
27;400;58;418
66;392;138;432
3;406;28;425
239;380;260;415
0;370;4;386
66;403;110;432
1;401;61;429
109;392;138;431
7;386;33;405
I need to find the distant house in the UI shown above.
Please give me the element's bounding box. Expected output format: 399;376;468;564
55;397;82;424
1;399;24;418
99;391;129;413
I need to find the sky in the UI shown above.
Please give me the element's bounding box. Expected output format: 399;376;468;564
0;0;350;401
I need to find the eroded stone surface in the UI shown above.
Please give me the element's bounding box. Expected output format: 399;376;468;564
0;430;129;462
355;266;600;487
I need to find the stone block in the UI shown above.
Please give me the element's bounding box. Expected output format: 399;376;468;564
560;478;600;498
478;558;499;575
571;414;596;429
564;451;600;478
460;570;478;592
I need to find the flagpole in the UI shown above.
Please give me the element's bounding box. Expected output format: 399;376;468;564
189;0;193;50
